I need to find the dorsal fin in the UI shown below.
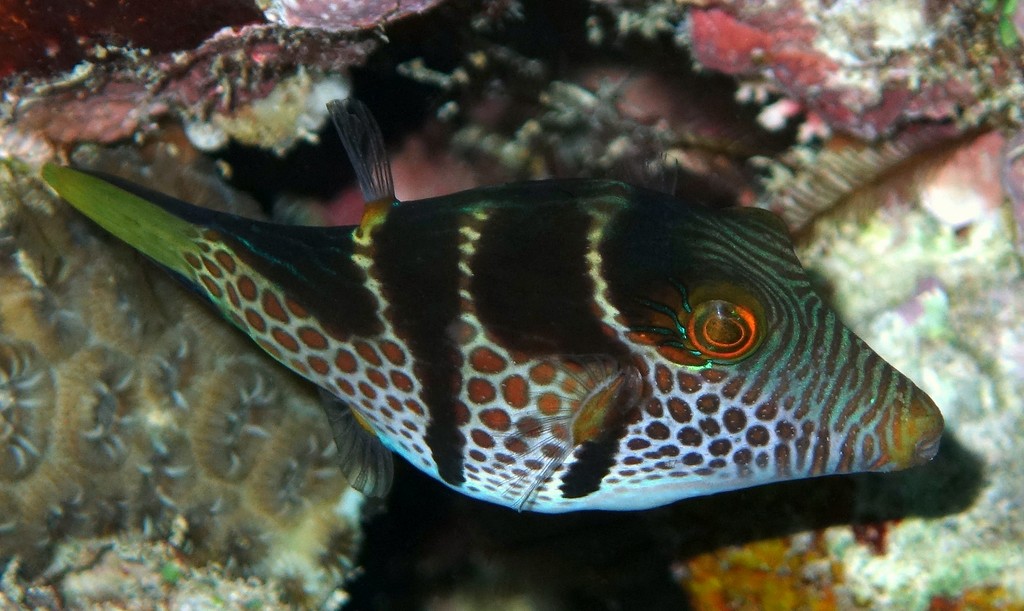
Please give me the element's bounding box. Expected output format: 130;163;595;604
608;154;680;196
327;99;396;205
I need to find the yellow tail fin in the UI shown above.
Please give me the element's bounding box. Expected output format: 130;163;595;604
43;164;198;275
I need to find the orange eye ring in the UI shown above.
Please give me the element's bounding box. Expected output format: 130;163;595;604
685;299;760;362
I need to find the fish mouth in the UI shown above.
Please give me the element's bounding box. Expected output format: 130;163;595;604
913;428;941;463
904;391;944;466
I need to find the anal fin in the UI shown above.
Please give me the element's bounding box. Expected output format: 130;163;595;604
319;389;394;498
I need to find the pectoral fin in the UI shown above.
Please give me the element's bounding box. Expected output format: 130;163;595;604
319;390;394;498
495;356;643;511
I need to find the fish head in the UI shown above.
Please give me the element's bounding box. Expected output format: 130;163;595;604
601;197;943;507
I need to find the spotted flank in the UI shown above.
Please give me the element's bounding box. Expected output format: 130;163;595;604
42;99;944;513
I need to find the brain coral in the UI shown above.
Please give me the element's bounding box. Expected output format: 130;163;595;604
0;158;363;601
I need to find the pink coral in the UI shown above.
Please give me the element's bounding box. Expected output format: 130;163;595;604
8;26;377;147
1;0;460;149
687;3;985;139
0;0;264;79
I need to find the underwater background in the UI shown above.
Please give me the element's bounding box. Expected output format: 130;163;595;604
1;0;1022;608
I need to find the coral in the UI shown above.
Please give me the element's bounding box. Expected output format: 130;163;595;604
680;1;1019;139
929;586;1019;611
0;339;54;483
679;534;846;610
0;160;362;604
0;22;377;157
1000;128;1024;252
182;70;350;155
796;164;1024;608
0;0;523;158
384;5;776;203
758;124;971;230
0;0;264;79
2;28;372;154
918;131;1007;228
258;0;448;30
0;532;352;610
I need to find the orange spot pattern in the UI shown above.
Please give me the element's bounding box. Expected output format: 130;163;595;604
199;275;222;299
679;372;703;393
453;401;470;426
390;370;415;393
358;381;377;400
335;378;355;396
354;341;382;367
271;328;299;352
262;292;289;323
655;364;673;393
471;429;496;448
404;399;424;416
308;356;330;375
367;369;388;389
502;375;530;409
179;239;442;484
470;347;506;374
505;437;528;454
701;369;727;383
334;349;357;373
284;297;307;318
237;276;257;301
529;362;556;385
479;408;511;431
537;392;562;416
244;309;266;333
467;377;497;404
214;250;237;274
380;341;407;366
202;257;222;278
297;326;328;350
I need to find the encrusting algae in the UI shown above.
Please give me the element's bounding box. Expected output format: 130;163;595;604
0;158;363;605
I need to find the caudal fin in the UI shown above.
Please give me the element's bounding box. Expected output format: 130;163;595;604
43;164;203;276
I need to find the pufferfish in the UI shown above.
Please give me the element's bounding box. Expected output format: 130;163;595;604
42;99;943;513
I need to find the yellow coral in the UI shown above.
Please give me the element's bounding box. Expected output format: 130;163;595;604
681;536;843;611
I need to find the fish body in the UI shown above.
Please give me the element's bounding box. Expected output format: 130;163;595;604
42;100;943;513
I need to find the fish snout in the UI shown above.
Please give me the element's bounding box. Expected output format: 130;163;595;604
893;388;944;468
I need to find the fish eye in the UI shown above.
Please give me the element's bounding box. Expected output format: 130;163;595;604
628;280;765;367
685;299;760;362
